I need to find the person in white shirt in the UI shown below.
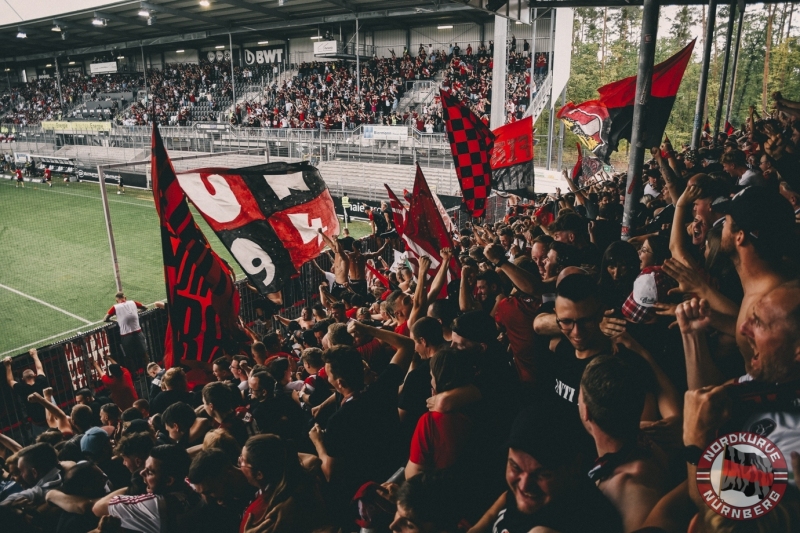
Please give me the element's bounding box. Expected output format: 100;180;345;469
104;291;149;371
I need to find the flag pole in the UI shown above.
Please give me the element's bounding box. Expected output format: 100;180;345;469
713;1;737;138
692;0;718;149
622;0;660;241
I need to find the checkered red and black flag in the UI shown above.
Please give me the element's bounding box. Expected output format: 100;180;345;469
440;89;494;218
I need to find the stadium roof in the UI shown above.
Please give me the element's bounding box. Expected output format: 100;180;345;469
0;0;783;63
0;0;492;63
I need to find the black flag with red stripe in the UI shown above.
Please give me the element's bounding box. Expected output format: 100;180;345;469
151;124;240;367
440;89;494;217
720;445;774;500
558;40;695;162
725;121;735;136
490;116;534;197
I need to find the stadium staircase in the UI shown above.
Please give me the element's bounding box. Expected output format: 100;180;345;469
525;72;552;123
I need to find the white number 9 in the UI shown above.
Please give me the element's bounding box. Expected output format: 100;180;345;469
230;238;275;287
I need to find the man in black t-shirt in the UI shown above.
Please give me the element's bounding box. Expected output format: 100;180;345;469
472;407;622;533
309;322;414;526
4;349;49;441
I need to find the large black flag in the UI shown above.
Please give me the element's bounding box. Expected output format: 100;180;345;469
151;124;240;367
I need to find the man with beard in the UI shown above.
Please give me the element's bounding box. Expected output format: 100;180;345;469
680;280;800;503
681;187;796;386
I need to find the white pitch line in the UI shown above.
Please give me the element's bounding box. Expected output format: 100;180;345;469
0;180;154;208
0;283;93;324
0;320;105;358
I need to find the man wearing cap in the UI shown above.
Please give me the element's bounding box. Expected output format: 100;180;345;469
643;169;662;199
713;186;797;378
81;427;131;491
468;407;622;533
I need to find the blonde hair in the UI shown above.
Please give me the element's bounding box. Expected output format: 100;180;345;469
202;429;240;465
162;367;187;391
701;489;800;533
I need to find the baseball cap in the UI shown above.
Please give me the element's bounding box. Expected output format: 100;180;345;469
81;426;110;456
714;186;795;246
451;311;498;345
507;407;580;468
622;266;678;323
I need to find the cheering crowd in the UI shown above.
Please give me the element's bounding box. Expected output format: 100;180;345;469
234;47;441;129
5;54;800;533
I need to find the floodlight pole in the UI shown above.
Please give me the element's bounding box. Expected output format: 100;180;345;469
97;166;123;293
622;0;660;241
54;57;64;114
713;0;736;137
141;45;148;106
356;17;360;97
230;33;237;123
692;0;717;149
725;2;745;126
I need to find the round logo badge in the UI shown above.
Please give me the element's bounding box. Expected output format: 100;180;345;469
696;432;788;520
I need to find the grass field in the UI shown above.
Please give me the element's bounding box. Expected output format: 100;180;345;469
0;176;370;357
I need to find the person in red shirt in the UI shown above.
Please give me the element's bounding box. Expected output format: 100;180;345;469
94;356;138;411
15;167;23;188
43;168;52;187
405;347;474;479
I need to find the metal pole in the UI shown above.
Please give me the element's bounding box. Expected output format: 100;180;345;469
557;87;566;170
691;0;717;149
530;8;537;102
230;33;237;123
490;15;509;129
713;1;736;138
356;17;360;97
725;3;745;126
97;166;123;292
54;57;64;114
141;45;148;107
622;0;660;241
546;10;555;170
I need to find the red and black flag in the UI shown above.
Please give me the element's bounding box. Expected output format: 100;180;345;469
725;120;735;136
570;143;604;188
557;40;696;162
151;124;240;367
703;118;712;138
174;161;339;299
389;165;460;283
720;445;774;500
440;89;494;218
490;115;534;197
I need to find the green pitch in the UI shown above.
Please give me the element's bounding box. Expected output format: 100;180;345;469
0;177;370;358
